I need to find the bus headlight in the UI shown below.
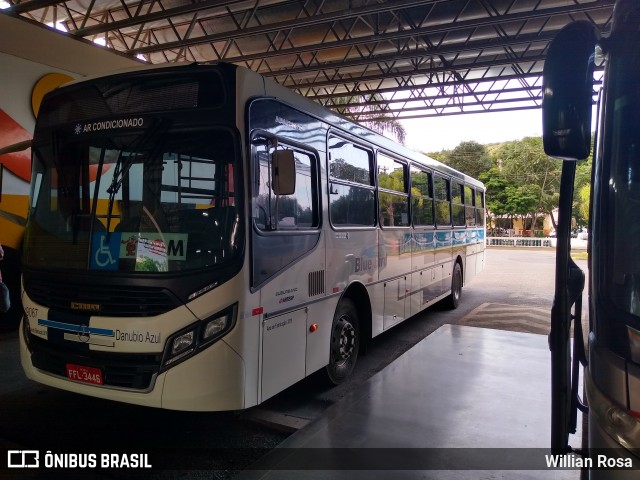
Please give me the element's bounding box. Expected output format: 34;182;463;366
171;331;194;355
161;304;237;371
203;315;229;341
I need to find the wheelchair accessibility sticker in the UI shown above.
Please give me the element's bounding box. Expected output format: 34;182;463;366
90;233;122;271
90;232;188;271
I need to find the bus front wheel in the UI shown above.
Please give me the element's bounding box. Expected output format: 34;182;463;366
325;299;360;385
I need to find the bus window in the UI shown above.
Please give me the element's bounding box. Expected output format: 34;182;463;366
465;185;475;226
254;143;318;231
434;176;451;227
24;128;241;272
328;136;375;227
475;190;485;225
378;154;409;227
411;166;434;227
452;182;465;227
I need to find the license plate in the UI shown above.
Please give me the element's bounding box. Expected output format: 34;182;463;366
66;364;103;385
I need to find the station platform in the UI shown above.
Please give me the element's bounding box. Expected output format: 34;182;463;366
243;324;582;479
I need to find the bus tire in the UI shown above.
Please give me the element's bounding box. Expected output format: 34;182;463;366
325;298;360;385
445;262;462;310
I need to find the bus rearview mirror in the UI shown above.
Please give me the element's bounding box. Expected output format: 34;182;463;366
272;150;296;195
542;21;599;161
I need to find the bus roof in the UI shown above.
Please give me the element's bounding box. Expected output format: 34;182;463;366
43;61;485;190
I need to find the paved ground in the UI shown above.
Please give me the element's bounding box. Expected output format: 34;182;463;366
0;247;587;479
455;248;588;338
456;301;553;334
246;248;589;429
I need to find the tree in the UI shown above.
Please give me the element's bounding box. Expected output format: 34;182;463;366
432;135;594;235
331;94;406;144
366;116;407;145
493;137;562;232
576;183;591;226
444;141;494;179
426;149;449;164
505;184;541;232
479;166;513;229
573;154;593;227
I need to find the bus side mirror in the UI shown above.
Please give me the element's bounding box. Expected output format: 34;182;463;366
272;150;296;195
542;21;599;161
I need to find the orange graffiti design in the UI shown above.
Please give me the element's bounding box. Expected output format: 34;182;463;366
0;109;32;182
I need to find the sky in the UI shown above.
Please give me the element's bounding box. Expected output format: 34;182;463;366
401;108;543;154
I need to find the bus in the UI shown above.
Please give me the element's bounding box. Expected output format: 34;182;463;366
19;62;485;411
543;0;639;473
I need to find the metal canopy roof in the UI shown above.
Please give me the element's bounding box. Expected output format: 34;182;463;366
3;0;615;120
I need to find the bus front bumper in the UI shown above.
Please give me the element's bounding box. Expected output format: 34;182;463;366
20;319;246;411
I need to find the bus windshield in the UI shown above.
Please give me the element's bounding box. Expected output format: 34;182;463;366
604;28;640;322
23;126;242;273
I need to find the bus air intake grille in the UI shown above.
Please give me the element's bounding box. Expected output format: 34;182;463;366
308;270;325;297
25;279;180;317
29;336;159;390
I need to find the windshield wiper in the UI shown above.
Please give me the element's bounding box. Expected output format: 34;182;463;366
105;120;170;235
105;149;138;236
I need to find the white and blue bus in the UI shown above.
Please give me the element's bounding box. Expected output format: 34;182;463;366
544;0;640;473
19;62;485;411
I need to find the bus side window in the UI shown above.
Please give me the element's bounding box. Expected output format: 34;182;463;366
452;182;465;227
378;154;409;227
254;144;319;231
475;190;485;225
328;136;376;227
465;186;475;226
410;166;434;227
434;175;451;227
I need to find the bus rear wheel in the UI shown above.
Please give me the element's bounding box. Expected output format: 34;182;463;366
445;262;462;310
325;299;360;385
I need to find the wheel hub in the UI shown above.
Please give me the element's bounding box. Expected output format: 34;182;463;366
334;317;355;361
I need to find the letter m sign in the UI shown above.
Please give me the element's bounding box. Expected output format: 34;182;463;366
165;234;188;260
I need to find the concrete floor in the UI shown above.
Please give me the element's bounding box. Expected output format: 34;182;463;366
243;325;583;480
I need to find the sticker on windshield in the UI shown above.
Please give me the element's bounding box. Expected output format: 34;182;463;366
91;232;188;271
120;232;188;264
90;232;121;271
132;235;168;272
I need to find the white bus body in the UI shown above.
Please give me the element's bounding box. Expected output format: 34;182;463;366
20;63;485;411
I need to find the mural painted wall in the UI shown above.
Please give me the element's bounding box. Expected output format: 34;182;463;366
0;16;140;325
0;52;77;249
